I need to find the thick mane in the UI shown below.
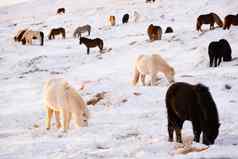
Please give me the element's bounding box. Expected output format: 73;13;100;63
195;83;219;125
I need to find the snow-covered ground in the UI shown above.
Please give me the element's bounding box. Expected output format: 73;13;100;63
0;0;238;158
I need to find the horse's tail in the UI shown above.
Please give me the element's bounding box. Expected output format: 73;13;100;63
211;13;223;27
40;31;44;46
131;63;140;85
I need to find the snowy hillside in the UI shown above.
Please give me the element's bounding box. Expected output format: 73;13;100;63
0;0;238;158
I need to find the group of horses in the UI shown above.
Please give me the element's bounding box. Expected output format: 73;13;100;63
13;7;238;147
196;12;238;31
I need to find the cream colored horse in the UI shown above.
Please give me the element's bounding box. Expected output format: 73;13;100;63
132;54;175;86
43;78;89;132
21;30;44;46
108;15;116;26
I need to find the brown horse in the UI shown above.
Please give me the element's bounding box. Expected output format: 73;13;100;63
57;8;65;14
166;82;220;145
147;24;162;41
223;14;238;30
79;37;104;55
14;29;28;42
196;13;223;32
48;27;65;40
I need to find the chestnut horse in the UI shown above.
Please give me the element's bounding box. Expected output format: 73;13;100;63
223;14;238;30
147;24;162;41
196;13;223;31
48;27;66;40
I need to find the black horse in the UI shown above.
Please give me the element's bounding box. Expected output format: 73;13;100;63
208;39;232;67
166;82;220;145
79;37;103;55
122;13;129;24
165;27;173;33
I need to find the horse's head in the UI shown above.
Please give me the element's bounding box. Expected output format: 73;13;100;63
196;84;220;145
196;18;201;31
21;38;26;45
75;108;89;127
203;123;220;145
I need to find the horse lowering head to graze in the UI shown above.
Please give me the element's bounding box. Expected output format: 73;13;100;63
208;39;232;67
132;53;175;86
48;27;66;40
165;27;173;33
147;24;162;41
122;13;129;24
73;24;91;38
146;0;155;3
196;13;223;32
166;82;220;145
57;8;65;15
223;14;238;30
79;37;104;55
108;15;116;26
21;30;44;46
14;29;28;42
43;78;89;132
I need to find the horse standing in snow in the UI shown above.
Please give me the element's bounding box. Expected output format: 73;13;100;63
166;82;220;145
79;37;104;55
132;54;175;86
43;78;89;132
165;27;174;33
208;39;232;67
147;24;162;41
122;13;129;24
223;14;238;30
48;27;66;40
73;24;91;38
108;15;116;26
57;8;65;15
14;29;28;42
21;30;44;46
196;13;223;31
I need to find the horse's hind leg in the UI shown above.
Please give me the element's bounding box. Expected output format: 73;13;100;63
46;107;54;130
55;111;61;129
175;120;184;143
87;48;90;55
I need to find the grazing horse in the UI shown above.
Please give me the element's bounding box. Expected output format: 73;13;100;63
146;0;155;2
21;30;44;46
147;24;162;41
166;82;220;145
108;16;116;26
43;78;89;132
122;13;129;24
223;14;238;30
73;24;91;38
14;29;28;42
48;27;66;40
79;37;104;55
208;39;232;67
165;27;173;33
196;13;223;31
132;54;175;86
57;8;65;14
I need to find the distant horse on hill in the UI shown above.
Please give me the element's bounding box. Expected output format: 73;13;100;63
79;37;104;55
48;27;65;40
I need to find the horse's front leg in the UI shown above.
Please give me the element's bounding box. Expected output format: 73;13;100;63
140;74;146;86
46;107;53;130
87;47;90;55
55;111;61;129
63;111;70;132
192;121;201;143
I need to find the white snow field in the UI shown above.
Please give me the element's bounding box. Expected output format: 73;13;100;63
0;0;238;158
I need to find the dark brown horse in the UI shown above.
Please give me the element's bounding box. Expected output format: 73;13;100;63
166;82;220;145
48;27;66;40
196;13;223;32
223;14;238;30
147;24;162;41
57;8;65;14
79;37;104;55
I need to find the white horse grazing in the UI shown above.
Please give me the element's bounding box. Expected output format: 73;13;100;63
133;11;140;23
132;54;175;86
43;78;89;132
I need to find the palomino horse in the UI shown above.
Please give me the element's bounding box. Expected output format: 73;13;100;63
14;29;28;42
108;16;116;26
21;30;44;46
79;37;104;55
48;27;66;40
223;14;238;30
147;24;162;41
73;24;91;38
132;54;175;86
43;78;89;132
166;82;220;145
196;12;223;31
